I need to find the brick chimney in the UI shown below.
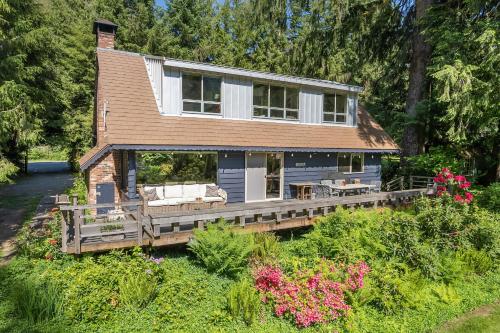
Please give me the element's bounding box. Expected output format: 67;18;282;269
93;19;118;49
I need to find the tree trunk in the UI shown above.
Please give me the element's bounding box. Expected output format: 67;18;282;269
402;0;432;157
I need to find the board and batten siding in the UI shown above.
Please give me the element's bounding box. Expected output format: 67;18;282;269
148;58;358;125
162;68;182;115
299;90;323;124
217;151;245;203
283;152;381;199
222;76;252;119
144;57;163;110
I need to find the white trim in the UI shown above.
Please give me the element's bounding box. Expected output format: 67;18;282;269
322;92;348;125
158;112;356;127
181;72;222;115
337;152;365;174
245;151;284;203
164;58;362;93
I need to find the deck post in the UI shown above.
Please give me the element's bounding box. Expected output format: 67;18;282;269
74;207;81;255
60;209;68;253
195;220;205;230
236;216;245;227
136;204;143;246
172;222;180;233
254;214;262;223
289;210;296;219
272;212;282;223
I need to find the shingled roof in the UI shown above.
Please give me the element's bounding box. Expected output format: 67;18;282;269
80;48;398;169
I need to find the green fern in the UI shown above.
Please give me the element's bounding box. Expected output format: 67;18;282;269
227;278;261;325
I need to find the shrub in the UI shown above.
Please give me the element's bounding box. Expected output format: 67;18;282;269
67;173;88;204
188;220;254;277
10;278;63;322
252;232;280;261
227;278;261;325
476;182;500;212
253;259;370;327
458;249;494;274
0;156;18;183
118;271;157;309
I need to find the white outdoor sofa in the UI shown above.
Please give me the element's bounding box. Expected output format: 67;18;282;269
138;183;227;214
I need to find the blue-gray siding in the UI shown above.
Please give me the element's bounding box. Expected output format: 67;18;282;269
217;151;246;203
217;151;381;203
284;152;381;199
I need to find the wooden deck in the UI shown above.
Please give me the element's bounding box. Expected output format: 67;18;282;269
60;189;426;254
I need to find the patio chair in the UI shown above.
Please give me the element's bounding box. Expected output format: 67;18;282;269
320;179;340;197
370;180;382;193
320;179;333;186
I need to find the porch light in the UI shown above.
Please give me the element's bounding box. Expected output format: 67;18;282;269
199;154;202;158
371;154;374;159
327;154;330;157
224;153;228;158
309;154;312;158
343;154;346;158
249;152;252;156
291;153;294;157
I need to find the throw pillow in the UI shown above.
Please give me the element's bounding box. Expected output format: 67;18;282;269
145;188;159;201
205;185;219;197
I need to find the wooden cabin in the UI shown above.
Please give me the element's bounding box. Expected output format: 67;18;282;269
80;19;399;209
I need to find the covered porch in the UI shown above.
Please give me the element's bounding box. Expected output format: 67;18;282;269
82;145;397;211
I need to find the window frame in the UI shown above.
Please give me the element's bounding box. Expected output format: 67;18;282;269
337;153;364;174
181;72;222;115
323;92;348;124
252;83;299;121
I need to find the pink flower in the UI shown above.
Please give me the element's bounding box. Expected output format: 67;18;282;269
454;175;466;182
446;173;454;179
465;192;474;203
459;181;471;189
442;167;450;173
434;175;446;183
454;194;464;203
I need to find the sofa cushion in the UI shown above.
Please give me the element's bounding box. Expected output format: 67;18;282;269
145;186;164;200
203;196;224;203
164;185;183;199
183;184;202;198
148;197;198;207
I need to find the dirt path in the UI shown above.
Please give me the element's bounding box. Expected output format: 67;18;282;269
436;302;500;332
0;162;73;262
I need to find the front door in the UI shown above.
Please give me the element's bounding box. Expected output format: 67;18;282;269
246;152;283;202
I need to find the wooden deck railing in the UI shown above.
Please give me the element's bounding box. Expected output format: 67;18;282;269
59;200;144;254
57;188;427;254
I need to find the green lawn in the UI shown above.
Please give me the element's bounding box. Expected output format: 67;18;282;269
438;303;500;333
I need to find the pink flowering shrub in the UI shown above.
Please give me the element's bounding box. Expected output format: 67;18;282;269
433;167;473;204
252;260;370;327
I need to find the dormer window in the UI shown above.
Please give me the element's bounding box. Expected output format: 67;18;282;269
323;93;347;124
253;84;299;120
182;73;221;114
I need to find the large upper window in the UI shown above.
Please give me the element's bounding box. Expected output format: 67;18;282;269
338;153;364;173
323;93;347;124
182;73;221;114
253;84;299;120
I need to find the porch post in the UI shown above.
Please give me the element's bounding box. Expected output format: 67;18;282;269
128;151;137;199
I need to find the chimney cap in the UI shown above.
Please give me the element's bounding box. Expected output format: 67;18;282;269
93;19;118;34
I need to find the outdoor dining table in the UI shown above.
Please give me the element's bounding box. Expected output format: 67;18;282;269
330;183;376;196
